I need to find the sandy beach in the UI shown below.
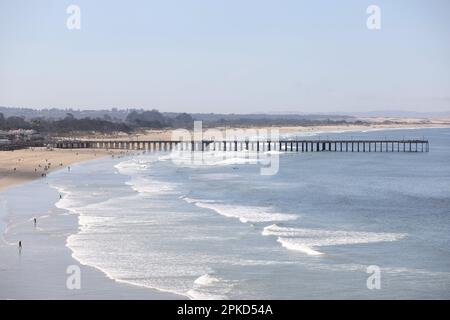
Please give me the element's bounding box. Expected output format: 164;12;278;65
0;143;188;299
74;121;450;142
0;148;133;192
0;153;183;299
0;179;184;299
1;148;182;298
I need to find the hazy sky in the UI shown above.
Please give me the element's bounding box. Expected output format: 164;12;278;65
0;0;449;113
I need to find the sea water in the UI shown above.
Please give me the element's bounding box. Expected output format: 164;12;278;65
47;128;450;299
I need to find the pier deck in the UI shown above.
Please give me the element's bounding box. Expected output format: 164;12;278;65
51;139;429;153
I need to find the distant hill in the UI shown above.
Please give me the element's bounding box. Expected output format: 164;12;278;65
0;106;359;124
0;106;367;134
336;110;450;118
0;106;129;121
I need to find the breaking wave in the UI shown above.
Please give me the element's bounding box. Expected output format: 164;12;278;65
263;224;407;256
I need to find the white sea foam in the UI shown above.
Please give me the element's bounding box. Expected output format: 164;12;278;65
265;150;284;155
263;224;407;255
158;154;173;161
187;273;232;300
187;289;227;300
192;202;298;223
114;159;151;175
53;188;87;214
194;274;220;286
182;198;298;224
55;196;79;213
181;197;217;204
125;178;178;195
166;150;268;168
115;159;179;195
60;182;227;300
276;238;324;256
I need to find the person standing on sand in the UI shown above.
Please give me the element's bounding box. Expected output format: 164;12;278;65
34;218;37;227
19;241;22;253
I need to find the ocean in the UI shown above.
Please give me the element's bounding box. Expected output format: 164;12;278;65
4;127;450;299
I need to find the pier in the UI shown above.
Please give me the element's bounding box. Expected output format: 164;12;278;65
51;139;429;153
0;142;44;151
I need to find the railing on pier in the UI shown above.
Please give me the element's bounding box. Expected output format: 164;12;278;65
50;139;430;153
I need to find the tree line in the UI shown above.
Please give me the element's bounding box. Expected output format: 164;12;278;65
0;110;194;134
1;108;367;135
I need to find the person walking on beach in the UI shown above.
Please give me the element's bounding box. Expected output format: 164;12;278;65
18;241;22;253
34;218;37;227
60;194;62;199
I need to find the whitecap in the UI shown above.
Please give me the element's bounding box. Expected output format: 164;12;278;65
193;202;298;223
194;274;220;286
263;224;407;256
181;196;217;204
187;273;232;300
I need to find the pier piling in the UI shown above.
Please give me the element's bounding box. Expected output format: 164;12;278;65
52;139;429;154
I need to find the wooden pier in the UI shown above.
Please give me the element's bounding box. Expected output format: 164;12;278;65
51;139;429;153
0;142;44;151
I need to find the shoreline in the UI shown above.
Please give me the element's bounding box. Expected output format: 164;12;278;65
56;178;191;300
0;147;135;193
57;122;450;142
278;123;450;135
0;157;185;300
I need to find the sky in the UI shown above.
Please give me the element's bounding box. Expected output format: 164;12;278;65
0;0;449;113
